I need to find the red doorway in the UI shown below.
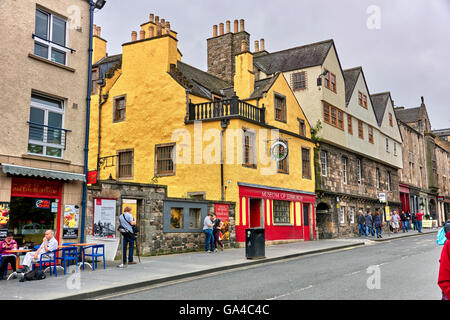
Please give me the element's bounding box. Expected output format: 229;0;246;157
249;198;261;228
303;204;310;241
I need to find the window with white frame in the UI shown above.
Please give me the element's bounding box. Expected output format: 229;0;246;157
357;158;362;184
350;207;355;224
343;157;348;184
340;206;345;224
28;94;65;158
34;8;69;65
320;150;327;177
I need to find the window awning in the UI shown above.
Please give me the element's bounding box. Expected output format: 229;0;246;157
1;164;85;182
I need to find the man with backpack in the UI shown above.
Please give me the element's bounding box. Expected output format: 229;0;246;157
117;206;137;268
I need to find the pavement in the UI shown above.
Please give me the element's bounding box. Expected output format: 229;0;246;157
0;228;438;300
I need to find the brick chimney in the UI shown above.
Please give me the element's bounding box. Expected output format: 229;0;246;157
207;18;250;84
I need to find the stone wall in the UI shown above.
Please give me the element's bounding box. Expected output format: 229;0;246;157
86;180;236;259
316;142;400;238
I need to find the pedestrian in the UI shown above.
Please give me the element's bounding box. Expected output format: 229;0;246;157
364;211;374;237
211;213;224;252
0;232;17;279
117;206;137;268
392;211;400;233
203;213;214;253
416;210;425;233
400;210;408;233
405;211;412;231
437;221;450;300
412;211;418;231
18;230;58;273
374;211;383;239
357;210;366;237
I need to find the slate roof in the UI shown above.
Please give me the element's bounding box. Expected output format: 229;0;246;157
253;40;334;74
371;92;391;126
394;107;421;124
343;67;361;105
174;61;231;99
249;74;280;99
93;54;123;79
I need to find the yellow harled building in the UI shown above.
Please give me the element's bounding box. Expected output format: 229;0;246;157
89;15;317;244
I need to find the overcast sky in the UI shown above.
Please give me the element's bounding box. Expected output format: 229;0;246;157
94;0;450;130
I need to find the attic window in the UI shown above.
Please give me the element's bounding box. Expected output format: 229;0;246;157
324;70;336;93
274;94;286;123
358;91;368;108
292;72;307;91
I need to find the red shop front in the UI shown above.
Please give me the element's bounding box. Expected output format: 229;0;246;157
9;177;62;245
236;184;316;243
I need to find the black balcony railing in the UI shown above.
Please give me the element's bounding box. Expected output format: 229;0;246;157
188;95;265;124
27;121;71;150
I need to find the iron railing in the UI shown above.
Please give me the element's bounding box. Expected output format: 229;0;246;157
27;121;71;150
188;95;265;124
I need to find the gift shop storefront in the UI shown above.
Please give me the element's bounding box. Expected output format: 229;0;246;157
236;183;316;244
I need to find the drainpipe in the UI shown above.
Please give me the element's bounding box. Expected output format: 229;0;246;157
220;119;230;201
80;0;95;243
96;80;107;174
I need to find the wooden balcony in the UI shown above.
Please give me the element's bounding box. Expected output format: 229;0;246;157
187;95;265;124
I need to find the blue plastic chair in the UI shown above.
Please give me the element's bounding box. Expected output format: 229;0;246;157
82;244;105;270
57;246;79;275
38;249;59;277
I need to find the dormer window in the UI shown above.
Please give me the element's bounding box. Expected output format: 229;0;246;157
324;70;336;93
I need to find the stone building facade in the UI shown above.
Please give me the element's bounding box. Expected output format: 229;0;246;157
86;180;236;258
316;142;400;238
395;98;450;225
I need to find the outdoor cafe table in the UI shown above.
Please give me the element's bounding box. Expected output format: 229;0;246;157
5;249;31;270
60;243;98;269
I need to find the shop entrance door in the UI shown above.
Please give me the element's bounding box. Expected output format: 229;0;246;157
249;199;262;228
303;204;310;241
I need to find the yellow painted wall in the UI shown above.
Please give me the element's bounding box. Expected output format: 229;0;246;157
89;28;316;226
92;36;107;64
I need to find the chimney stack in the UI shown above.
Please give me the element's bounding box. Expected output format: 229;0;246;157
226;20;231;33
131;31;137;42
219;23;224;35
254;40;259;52
93;24;97;36
161;18;165;27
240;19;245;32
149;13;154;23
96;26;101;37
260;38;265;51
155;16;160;24
213;25;218;37
165;21;170;35
234;20;239;33
156;23;162;36
241;39;249;53
139;29;145;40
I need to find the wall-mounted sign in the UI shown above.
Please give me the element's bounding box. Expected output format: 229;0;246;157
63;205;79;239
379;193;386;203
270;140;288;162
93;198;116;238
87;171;98;184
36;199;51;209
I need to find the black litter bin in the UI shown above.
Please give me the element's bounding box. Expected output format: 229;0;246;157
245;228;266;259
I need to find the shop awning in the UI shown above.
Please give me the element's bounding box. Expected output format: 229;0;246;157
1;164;85;182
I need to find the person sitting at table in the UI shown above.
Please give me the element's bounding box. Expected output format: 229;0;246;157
18;230;58;273
0;231;18;279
